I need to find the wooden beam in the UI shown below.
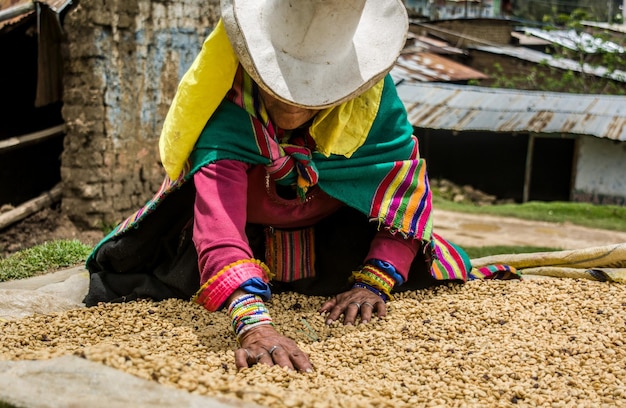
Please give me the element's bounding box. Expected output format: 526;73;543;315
0;124;66;153
0;2;34;23
0;184;62;231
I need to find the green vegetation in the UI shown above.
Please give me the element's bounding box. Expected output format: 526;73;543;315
475;60;626;96
433;195;626;233
0;240;92;283
475;4;626;95
462;245;559;259
514;1;623;24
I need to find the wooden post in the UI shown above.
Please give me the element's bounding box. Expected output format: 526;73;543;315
523;134;535;203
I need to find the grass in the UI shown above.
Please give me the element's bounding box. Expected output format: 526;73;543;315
462;245;559;259
434;195;626;257
0;240;92;283
433;196;626;233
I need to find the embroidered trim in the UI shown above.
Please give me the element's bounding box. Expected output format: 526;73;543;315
352;264;395;301
192;259;272;311
367;259;404;285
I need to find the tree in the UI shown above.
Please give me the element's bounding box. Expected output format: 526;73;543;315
512;0;622;23
473;9;626;95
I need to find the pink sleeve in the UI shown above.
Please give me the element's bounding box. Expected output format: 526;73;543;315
365;230;421;282
193;160;256;285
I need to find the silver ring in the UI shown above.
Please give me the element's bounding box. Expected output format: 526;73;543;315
269;345;280;356
243;348;252;360
349;302;361;309
255;352;266;362
362;302;374;308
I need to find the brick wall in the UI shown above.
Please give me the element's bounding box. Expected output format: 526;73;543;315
61;0;220;228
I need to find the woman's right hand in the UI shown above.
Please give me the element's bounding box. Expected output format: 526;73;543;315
234;324;313;372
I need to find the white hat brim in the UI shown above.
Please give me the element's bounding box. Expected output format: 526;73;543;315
221;0;408;108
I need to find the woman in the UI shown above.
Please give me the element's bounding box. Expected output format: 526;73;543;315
85;0;477;373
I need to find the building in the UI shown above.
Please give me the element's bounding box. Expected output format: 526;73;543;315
2;0;624;233
0;0;72;207
396;81;626;205
1;0;222;228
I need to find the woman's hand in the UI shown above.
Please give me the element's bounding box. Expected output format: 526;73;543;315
234;324;313;372
318;287;386;325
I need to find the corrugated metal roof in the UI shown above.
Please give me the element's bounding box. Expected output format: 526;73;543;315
523;27;625;54
391;51;488;83
396;81;626;141
0;0;71;30
511;31;551;46
410;34;467;55
581;21;626;35
471;45;626;83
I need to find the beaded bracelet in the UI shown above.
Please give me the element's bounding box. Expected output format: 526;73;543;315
351;263;395;301
353;282;389;302
227;293;273;340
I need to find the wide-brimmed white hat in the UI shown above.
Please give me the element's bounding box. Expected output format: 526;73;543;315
220;0;408;108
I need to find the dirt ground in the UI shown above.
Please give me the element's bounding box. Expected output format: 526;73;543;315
0;205;104;257
433;209;626;251
2;203;626;260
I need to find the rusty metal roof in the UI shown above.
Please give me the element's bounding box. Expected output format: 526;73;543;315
391;51;488;83
396;81;626;141
0;0;71;30
410;33;467;55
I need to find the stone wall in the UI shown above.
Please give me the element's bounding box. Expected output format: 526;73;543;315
61;0;220;229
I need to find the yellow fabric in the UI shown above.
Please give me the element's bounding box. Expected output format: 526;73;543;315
519;267;626;283
471;243;626;283
159;20;238;180
310;80;383;158
159;20;383;179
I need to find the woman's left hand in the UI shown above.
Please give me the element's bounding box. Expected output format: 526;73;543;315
318;287;386;325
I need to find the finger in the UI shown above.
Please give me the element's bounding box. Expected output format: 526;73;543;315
360;301;375;323
267;345;295;371
318;297;337;314
375;301;387;318
343;302;361;326
325;304;346;325
255;350;273;367
235;348;252;370
289;350;314;373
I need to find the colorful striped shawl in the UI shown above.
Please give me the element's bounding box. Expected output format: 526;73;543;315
88;75;472;283
190;74;433;241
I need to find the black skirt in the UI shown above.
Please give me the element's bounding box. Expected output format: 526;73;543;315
84;181;441;307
